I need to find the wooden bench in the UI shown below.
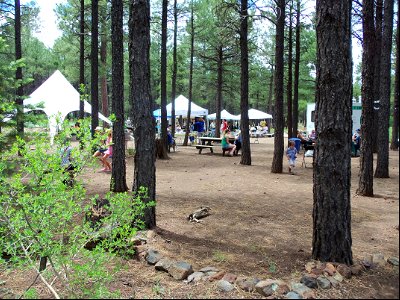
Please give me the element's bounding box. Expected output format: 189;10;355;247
195;145;216;154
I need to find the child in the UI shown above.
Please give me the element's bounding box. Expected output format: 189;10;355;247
286;140;298;175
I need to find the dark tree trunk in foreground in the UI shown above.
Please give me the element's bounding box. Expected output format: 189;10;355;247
357;0;375;197
100;6;109;117
171;0;178;137
216;46;223;138
160;0;169;157
111;0;128;192
129;0;156;228
313;0;353;265
91;0;99;136
239;0;251;165
79;0;85;119
391;1;399;151
15;0;24;135
286;2;293;138
292;0;301;136
375;0;394;178
271;0;285;173
183;2;194;147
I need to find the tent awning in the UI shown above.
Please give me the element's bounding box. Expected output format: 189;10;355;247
235;108;273;120
207;109;240;120
153;95;208;118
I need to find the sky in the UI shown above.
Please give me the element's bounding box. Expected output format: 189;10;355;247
21;0;67;48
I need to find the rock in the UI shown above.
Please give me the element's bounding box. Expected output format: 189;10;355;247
146;230;156;240
285;291;302;299
236;277;260;292
305;261;317;273
222;273;237;283
333;272;343;282
155;258;174;272
336;264;352;279
387;257;399;266
256;279;285;297
316;276;331;289
300;275;318;289
327;276;340;288
216;280;234;292
372;253;386;267
199;266;219;273
186;271;204;283
290;282;316;299
145;249;162;265
323;263;336;276
208;270;226;281
350;264;364;275
168;261;194;280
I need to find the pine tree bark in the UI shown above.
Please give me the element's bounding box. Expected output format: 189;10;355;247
374;0;394;178
286;2;293;139
129;0;156;228
171;0;178;137
79;0;85;119
390;1;399;151
357;0;375;196
160;0;169;157
100;4;109;117
91;0;99;136
239;0;251;165
292;0;301;136
111;0;128;192
271;0;285;173
313;0;353;264
15;0;24;135
216;46;223;138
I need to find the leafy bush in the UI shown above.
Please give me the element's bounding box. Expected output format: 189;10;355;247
0;118;155;298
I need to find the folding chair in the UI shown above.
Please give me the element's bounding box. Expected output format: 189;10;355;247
302;145;315;168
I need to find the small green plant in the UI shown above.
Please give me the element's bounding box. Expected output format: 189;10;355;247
23;288;39;299
212;250;227;262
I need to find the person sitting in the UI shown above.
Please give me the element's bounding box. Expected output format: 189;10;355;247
92;126;107;169
234;130;242;156
167;127;176;152
352;128;361;156
309;129;317;141
297;130;313;148
221;129;236;156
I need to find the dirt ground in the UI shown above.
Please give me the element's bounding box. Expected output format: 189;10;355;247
2;137;399;299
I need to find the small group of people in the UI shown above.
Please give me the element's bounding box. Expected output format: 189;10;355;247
92;126;113;172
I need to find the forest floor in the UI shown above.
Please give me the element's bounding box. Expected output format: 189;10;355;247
1;137;399;299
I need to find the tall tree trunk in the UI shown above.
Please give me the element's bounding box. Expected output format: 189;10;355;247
271;0;285;173
286;1;293;138
372;0;383;152
111;0;128;192
129;0;156;228
390;0;399;151
292;0;301;136
15;0;24;135
267;64;274;129
171;0;178;137
79;0;85;119
374;0;394;178
313;0;353;264
100;2;109;117
91;0;99;136
239;0;251;165
357;0;375;196
183;2;194;147
160;0;169;156
216;46;223;138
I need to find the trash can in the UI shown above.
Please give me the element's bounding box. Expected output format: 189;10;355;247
288;138;301;152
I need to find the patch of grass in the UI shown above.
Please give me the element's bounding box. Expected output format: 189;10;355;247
212;250;227;263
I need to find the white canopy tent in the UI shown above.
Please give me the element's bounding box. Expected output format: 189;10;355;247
235;108;273;120
24;70;111;141
207;109;240;120
153;95;208;117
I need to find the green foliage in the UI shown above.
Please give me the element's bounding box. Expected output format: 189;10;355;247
0;118;156;298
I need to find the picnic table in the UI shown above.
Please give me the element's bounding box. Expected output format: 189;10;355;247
196;136;235;154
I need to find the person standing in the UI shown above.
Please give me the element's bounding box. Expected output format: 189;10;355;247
286;140;298;175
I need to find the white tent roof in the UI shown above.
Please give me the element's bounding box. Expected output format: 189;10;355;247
235;108;273;120
207;109;240;120
154;95;208;117
25;70;111;136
